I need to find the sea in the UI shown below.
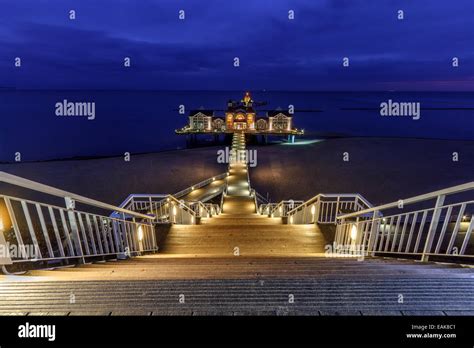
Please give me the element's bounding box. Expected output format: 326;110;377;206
0;90;473;162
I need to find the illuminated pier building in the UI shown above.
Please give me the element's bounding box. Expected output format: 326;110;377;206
176;92;303;144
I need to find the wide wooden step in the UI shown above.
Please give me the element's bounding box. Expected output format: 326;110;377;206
201;216;282;225
160;223;328;255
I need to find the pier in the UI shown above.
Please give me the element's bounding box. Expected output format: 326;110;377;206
176;92;304;148
0;133;473;315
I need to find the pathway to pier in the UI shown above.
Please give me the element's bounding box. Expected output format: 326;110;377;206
161;133;327;256
0;133;473;316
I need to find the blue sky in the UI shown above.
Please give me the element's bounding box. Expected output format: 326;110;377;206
0;0;473;90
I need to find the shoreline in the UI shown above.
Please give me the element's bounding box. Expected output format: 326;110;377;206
1;135;474;165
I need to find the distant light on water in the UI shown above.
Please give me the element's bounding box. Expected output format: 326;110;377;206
281;139;325;146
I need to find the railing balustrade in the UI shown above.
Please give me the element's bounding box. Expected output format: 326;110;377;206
250;189;269;214
173;172;227;199
0;171;156;270
335;182;474;262
286;194;372;224
118;172;228;213
258;194;372;224
188;201;221;218
260;200;304;218
115;172;228;224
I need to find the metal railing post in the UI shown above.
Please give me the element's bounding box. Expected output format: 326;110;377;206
0;232;12;265
367;211;379;254
314;198;321;224
334;197;340;224
149;220;157;250
335;218;343;246
121;213;131;257
65;197;85;264
0;201;13;264
4;197;25;259
421;194;446;262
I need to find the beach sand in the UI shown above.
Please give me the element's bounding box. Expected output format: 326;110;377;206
249;137;474;205
0;147;224;207
0;137;472;207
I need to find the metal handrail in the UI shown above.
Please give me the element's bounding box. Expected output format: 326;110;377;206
0;172;158;269
259;202;278;215
173;172;228;199
115;172;228;216
166;195;196;216
117;194;167;211
0;171;153;220
219;174;230;211
338;182;474;220
189;201;221;217
252;189;269;205
267;200;304;217
334;181;474;262
117;173;227;210
287;193;373;216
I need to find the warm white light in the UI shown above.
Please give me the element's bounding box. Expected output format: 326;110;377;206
172;206;177;216
212;177;215;181
311;205;316;215
289;216;293;224
350;224;358;241
191;216;195;224
0;217;4;231
137;225;144;241
191;186;195;190
279;206;282;214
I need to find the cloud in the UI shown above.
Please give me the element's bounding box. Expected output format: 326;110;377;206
0;0;472;90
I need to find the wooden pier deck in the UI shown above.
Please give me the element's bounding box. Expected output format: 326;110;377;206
1;132;473;316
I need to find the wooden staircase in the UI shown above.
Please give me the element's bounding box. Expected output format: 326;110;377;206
159;222;328;256
160;132;329;256
1;132;473;316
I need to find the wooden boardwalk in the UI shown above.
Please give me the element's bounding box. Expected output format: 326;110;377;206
1;132;473;316
179;178;226;202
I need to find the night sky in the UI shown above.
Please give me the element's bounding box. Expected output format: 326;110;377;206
0;0;473;91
